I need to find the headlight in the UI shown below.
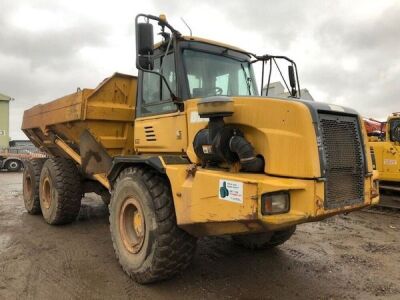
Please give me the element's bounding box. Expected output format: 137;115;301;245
261;191;290;215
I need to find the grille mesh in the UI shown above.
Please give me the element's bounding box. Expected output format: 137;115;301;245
319;113;364;209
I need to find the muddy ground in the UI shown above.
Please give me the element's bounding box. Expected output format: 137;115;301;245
0;172;399;300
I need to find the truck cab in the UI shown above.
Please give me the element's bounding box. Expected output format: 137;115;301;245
132;14;379;218
369;113;400;200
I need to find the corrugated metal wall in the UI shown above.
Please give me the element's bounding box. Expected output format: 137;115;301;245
0;98;10;148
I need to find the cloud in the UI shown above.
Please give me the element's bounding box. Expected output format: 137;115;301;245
0;1;121;139
1;0;399;140
0;3;110;70
152;0;400;120
308;5;400;117
0;20;108;69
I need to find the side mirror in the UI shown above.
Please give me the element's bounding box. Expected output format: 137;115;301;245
138;56;154;70
136;22;154;70
288;65;297;97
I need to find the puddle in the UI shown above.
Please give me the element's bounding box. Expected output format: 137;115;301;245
0;233;12;253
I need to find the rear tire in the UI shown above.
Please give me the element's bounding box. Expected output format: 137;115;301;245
232;226;296;250
39;158;82;225
23;158;47;214
109;167;197;284
5;159;22;172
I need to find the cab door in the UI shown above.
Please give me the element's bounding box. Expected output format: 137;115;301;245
382;143;399;176
380;118;400;180
134;53;188;153
135;112;187;153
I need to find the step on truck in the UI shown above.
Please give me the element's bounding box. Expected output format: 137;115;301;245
21;14;379;283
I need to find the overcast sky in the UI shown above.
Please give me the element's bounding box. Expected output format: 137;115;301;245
1;0;399;139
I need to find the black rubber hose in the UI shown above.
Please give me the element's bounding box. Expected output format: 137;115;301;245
229;135;264;173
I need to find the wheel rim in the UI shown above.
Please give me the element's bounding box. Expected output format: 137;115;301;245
42;177;52;209
9;161;18;169
119;197;146;254
24;174;33;200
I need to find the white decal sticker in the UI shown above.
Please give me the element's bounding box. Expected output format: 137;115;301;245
384;159;397;165
190;111;209;123
219;179;243;204
202;145;212;154
328;104;345;112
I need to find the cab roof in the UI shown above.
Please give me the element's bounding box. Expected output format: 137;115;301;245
154;35;248;54
180;36;248;53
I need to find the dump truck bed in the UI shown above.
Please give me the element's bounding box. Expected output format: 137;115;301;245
22;73;137;158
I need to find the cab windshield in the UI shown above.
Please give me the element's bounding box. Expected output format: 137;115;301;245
390;118;400;142
183;49;258;98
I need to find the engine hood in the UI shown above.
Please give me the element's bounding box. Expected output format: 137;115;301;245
185;96;361;179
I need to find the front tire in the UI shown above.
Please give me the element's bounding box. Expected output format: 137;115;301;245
232;226;296;250
39;158;82;225
109;167;197;284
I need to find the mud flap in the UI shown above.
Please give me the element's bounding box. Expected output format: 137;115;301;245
80;130;112;176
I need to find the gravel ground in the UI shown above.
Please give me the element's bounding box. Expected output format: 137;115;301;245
0;172;399;300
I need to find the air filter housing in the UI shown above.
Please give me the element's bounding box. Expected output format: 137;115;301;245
197;96;234;118
193;96;264;172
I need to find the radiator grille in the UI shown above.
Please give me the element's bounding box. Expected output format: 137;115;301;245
319;113;365;209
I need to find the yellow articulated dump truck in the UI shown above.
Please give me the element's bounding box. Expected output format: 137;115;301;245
22;14;379;283
368;113;400;208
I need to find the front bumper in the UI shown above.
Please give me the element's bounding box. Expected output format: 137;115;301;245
257;173;378;231
173;168;379;236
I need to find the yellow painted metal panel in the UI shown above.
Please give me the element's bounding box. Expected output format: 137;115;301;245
368;115;400;183
179;170;258;224
166;164;376;235
134;112;187;153
22;73;137;157
370;140;400;182
185;97;320;178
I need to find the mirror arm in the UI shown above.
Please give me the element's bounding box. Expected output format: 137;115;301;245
273;58;291;94
135;13;182;108
293;61;301;98
266;59;272;96
260;60;265;96
136;14;181;38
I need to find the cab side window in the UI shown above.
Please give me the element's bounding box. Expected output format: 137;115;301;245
390;119;400;142
140;53;177;116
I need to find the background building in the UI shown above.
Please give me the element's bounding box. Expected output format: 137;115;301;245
262;81;314;101
0;93;12;148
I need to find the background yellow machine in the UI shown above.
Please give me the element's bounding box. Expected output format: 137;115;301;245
367;113;400;208
21;14;379;283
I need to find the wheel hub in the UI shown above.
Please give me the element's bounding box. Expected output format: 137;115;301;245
119;197;145;254
24;174;33;199
9;161;18;169
42;177;52;209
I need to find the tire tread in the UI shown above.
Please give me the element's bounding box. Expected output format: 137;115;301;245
41;158;82;225
109;166;197;284
23;158;47;214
